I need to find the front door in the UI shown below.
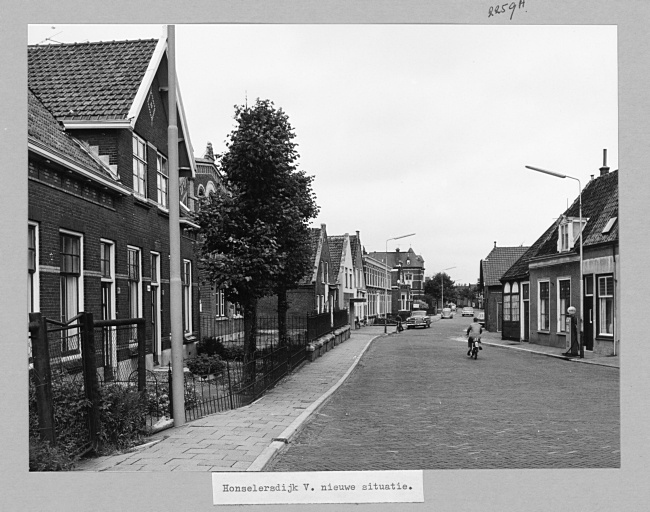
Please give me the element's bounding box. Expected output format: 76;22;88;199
497;302;502;332
523;300;530;341
584;294;594;351
151;288;160;365
583;275;594;351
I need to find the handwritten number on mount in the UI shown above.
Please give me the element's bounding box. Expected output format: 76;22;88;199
488;0;526;21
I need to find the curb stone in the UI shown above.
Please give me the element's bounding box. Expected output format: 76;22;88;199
246;334;381;471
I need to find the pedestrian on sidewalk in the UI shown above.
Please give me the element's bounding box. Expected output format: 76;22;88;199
396;313;403;333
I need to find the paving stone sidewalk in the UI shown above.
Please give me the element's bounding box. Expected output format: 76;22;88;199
74;327;383;472
75;318;618;472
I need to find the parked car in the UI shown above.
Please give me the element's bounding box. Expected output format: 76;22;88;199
441;307;454;319
406;310;431;329
461;306;474;317
477;311;485;327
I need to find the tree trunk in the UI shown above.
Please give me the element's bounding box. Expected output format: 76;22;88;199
277;285;288;347
243;298;258;386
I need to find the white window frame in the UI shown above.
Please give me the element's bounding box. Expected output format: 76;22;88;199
59;229;84;358
597;275;614;337
132;133;147;197
557;277;571;333
100;240;116;321
216;288;226;318
28;222;40;314
156;152;169;209
538;279;550;332
127;246;142;350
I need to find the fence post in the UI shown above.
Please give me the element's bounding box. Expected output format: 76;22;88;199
29;312;56;445
137;319;146;392
80;312;101;450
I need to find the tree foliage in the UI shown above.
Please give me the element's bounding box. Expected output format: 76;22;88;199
194;98;318;355
424;272;457;305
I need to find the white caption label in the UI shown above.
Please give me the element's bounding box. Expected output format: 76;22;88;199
212;470;424;505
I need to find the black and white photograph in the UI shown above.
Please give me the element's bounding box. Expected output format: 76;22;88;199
3;2;650;511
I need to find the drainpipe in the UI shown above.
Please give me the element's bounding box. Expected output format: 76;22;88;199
612;244;617;356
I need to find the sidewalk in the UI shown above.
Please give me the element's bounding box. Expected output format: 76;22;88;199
476;327;620;369
74;320;618;472
74;327;384;472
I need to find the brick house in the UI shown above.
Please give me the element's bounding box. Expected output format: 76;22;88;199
366;247;425;316
28;37;200;368
500;166;619;355
328;232;367;324
479;244;529;332
362;251;389;324
258;223;336;317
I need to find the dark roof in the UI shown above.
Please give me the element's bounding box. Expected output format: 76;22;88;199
481;246;530;287
501;171;619;282
298;227;326;286
367;247;424;269
28;88;115;181
28;39;158;122
328;236;345;276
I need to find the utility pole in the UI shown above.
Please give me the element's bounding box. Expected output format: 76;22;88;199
167;25;185;426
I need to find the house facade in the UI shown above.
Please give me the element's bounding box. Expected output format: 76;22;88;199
28;37;199;368
479;243;529;332
500;166;619;356
362;252;390;324
328;232;366;323
366;247;425;316
258;223;336;318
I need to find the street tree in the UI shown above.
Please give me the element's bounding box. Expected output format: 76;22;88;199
424;272;457;307
195;99;318;373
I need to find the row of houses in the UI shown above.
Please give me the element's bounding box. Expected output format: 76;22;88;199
258;227;428;324
479;158;619;356
26;34;429;372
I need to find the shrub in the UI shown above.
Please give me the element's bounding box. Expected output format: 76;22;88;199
97;384;147;453
186;353;225;377
223;344;245;361
196;336;225;357
29;438;75;472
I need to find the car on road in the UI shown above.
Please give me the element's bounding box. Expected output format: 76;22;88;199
441;307;454;319
406;310;431;329
477;311;485;327
461;306;474;317
450;303;457;312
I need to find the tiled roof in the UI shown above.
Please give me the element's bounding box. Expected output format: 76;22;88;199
28;88;115;181
328;236;345;277
481;246;530;287
500;171;618;282
298;227;325;286
367;247;424;269
28;39;158;122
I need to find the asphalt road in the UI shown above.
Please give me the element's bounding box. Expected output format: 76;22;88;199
266;313;620;471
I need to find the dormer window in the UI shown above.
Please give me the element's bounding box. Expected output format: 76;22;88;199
558;216;587;252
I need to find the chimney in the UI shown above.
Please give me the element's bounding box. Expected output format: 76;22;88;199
599;148;610;176
395;247;400;253
494;241;497;248
204;142;215;161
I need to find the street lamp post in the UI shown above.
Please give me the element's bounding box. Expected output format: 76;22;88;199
440;266;456;313
525;165;583;358
384;233;416;334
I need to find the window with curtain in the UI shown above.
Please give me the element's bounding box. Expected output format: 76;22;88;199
558;279;571;333
598;275;614;336
60;232;81;355
539;281;550;331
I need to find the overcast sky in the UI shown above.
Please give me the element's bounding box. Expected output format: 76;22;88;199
27;24;618;284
